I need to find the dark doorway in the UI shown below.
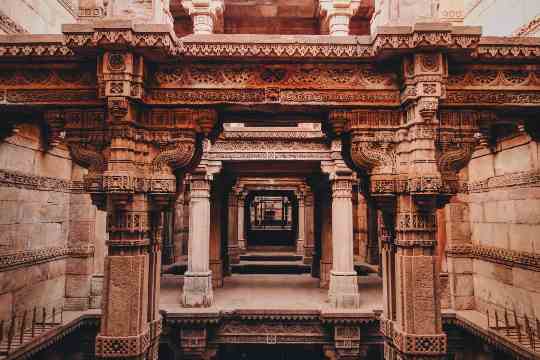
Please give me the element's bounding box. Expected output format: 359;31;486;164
219;344;325;360
246;190;297;248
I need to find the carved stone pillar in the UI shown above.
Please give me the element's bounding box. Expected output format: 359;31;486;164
237;191;246;252
328;174;360;308
297;192;306;255
182;0;225;34
210;172;224;288
320;189;333;289
227;189;240;265
182;170;215;307
319;0;362;36
304;191;315;265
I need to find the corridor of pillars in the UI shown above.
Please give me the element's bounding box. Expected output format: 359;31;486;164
168;164;381;309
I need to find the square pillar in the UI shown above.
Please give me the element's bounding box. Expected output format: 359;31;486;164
328;175;360;308
304;192;315;265
182;174;213;307
227;191;240;264
297;193;306;255
237;192;247;252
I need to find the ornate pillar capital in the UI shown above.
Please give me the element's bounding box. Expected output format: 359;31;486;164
318;0;363;36
182;0;225;34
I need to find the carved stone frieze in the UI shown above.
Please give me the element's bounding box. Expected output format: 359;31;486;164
0;168;72;193
215;320;330;344
0;67;96;88
152;64;397;89
446;245;540;272
467;169;540;193
448;66;540;89
145;88;400;106
0;246;94;271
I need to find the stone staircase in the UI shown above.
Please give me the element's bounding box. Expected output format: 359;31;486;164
231;252;311;275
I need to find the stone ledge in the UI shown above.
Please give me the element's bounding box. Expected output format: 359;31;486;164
446;244;540;272
0;246;94;272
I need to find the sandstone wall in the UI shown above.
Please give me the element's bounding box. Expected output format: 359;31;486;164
466;131;540;320
0;122;106;325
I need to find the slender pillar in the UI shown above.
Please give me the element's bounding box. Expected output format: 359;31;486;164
328;175;360;308
296;193;305;255
304;192;315;265
182;174;213;307
210;179;223;288
227;190;239;264
320;186;333;288
237;192;246;252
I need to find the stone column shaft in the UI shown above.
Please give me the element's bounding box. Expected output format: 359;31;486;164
304;193;315;264
328;13;350;36
96;194;154;359
320;191;333;289
297;196;305;255
182;175;213;307
328;177;360;308
227;193;239;264
237;194;246;252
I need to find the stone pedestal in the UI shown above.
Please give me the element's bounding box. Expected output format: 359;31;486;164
182;174;214;307
328;176;360;308
182;271;213;307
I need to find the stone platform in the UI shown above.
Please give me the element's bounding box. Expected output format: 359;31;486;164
161;274;383;312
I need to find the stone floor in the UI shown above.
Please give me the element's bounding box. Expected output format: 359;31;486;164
160;274;383;312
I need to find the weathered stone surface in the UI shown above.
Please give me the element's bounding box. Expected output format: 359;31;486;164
65;275;91;298
513;267;540;293
66;257;93;275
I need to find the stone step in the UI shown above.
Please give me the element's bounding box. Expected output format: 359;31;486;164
240;252;302;262
231;260;311;275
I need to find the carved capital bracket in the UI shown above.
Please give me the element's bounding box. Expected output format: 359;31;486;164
181;0;225;34
318;0;364;36
62;21;182;60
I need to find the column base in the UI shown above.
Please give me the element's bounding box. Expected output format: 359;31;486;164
328;271;360;308
296;239;304;255
228;245;240;264
303;245;314;265
182;271;213;307
238;239;246;253
95;330;150;359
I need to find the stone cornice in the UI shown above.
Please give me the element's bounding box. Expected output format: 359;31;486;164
0;26;534;63
467;169;540;193
0;246;95;272
446;244;540;272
